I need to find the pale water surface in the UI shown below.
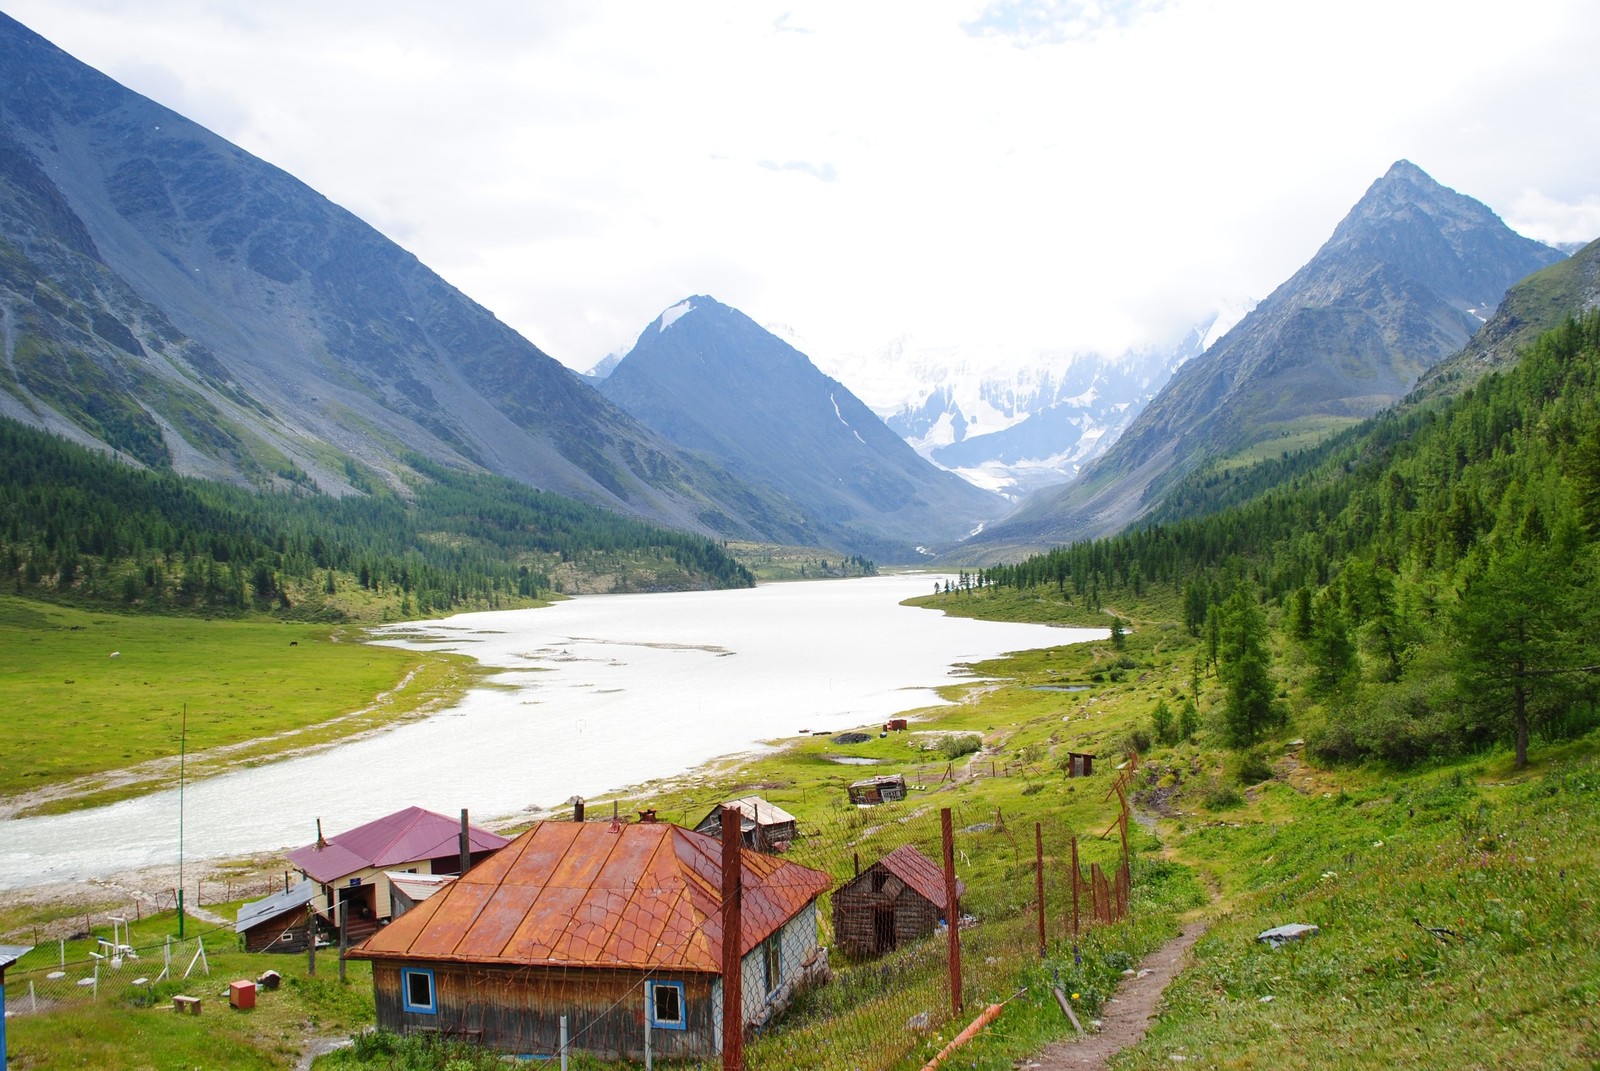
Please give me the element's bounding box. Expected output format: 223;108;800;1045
0;575;1099;890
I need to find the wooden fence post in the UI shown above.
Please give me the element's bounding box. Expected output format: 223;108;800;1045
721;808;743;1071
1069;836;1080;943
1034;822;1046;956
942;808;963;1015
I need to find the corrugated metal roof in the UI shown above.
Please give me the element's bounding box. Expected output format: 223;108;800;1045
286;806;511;885
873;844;965;909
386;871;456;903
349;821;832;972
235;881;315;934
720;796;798;826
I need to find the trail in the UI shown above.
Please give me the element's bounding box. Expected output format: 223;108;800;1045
1023;919;1207;1070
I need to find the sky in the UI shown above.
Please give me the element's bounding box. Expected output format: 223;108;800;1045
8;0;1600;388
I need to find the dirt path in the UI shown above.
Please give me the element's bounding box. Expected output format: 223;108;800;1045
1022;919;1207;1070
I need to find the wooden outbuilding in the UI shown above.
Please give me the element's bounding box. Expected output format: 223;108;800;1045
832;844;965;959
286;807;510;941
235;881;315;953
692;796;798;851
347;819;833;1060
1064;751;1095;778
847;773;907;805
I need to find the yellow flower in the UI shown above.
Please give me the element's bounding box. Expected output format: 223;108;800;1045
1072;992;1080;1000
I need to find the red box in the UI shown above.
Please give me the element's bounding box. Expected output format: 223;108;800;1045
228;979;256;1010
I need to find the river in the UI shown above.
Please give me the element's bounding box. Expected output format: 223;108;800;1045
0;574;1101;890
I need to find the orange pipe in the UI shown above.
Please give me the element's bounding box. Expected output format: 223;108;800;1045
918;1001;1005;1071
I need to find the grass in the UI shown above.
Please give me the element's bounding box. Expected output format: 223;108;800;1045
4;899;376;1070
10;580;1600;1070
0;595;479;814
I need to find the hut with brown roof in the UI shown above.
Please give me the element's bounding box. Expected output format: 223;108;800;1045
286;807;510;941
831;844;965;959
347;818;833;1059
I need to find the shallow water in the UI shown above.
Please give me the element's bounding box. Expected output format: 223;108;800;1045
0;574;1100;889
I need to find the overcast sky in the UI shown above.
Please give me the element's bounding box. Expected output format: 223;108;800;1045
9;1;1600;383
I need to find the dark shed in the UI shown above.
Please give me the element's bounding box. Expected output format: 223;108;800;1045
831;844;965;959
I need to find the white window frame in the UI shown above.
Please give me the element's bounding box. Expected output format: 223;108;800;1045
647;980;686;1030
400;967;437;1014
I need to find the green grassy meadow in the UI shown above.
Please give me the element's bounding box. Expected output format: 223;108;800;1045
5;584;1598;1069
0;595;475;814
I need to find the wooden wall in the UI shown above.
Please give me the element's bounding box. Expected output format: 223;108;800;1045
372;962;719;1059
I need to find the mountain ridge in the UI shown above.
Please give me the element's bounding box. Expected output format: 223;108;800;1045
953;160;1565;561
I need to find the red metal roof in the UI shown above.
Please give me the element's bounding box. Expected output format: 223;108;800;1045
870;843;965;910
349;821;832;972
286;806;511;885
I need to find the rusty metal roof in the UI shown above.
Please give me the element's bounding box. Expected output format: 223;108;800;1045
349;821;832;972
848;843;965;910
286;806;511;885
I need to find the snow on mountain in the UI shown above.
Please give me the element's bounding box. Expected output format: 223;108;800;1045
794;305;1255;499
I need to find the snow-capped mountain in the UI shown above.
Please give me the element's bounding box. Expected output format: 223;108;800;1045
798;304;1253;499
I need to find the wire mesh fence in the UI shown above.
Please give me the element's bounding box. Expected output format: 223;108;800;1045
4;928;215;1018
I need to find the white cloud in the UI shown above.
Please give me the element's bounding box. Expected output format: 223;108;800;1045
6;0;1600;375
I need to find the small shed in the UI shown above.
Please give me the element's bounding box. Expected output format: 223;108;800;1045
235;881;316;953
386;872;456;919
832;844;964;959
693;796;798;851
847;774;907;805
1064;752;1095;778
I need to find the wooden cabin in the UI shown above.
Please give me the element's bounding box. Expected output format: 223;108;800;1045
847;773;907;805
692;796;798;851
286;807;509;941
235;881;316;953
348;820;833;1060
832;844;965;959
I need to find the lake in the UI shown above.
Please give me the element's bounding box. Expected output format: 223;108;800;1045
0;575;1101;890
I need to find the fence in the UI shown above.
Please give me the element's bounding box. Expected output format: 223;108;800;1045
3;929;214;1019
3;762;1144;1071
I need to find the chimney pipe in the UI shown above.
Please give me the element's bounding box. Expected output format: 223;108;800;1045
574;797;585;822
459;809;470;875
316;818;325;849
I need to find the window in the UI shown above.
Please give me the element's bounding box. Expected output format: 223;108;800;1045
401;967;437;1014
762;936;783;995
648;980;685;1029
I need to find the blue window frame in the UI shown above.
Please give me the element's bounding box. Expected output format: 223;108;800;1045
401;967;437;1014
647;980;686;1030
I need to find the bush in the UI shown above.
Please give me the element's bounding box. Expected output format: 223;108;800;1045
1199;776;1243;810
1232;747;1274;785
939;733;983;760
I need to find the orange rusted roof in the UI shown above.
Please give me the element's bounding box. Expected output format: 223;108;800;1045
348;820;831;972
845;843;965;910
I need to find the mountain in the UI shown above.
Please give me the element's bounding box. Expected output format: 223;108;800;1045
872;307;1251;498
956;160;1566;561
597;297;1008;560
0;13;822;548
1414;235;1600;398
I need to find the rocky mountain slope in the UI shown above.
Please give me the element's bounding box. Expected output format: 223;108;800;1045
597;297;1008;559
0;13;824;548
956;160;1565;560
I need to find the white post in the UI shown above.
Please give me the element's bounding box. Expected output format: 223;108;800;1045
58;939;64;967
645;1008;652;1070
30;979;37;1014
559;1014;569;1071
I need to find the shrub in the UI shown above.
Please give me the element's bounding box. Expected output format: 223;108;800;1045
939;733;983;760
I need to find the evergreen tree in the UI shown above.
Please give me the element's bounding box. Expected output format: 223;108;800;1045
1219;587;1279;747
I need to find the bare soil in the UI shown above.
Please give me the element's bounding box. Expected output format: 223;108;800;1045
1022;919;1208;1070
